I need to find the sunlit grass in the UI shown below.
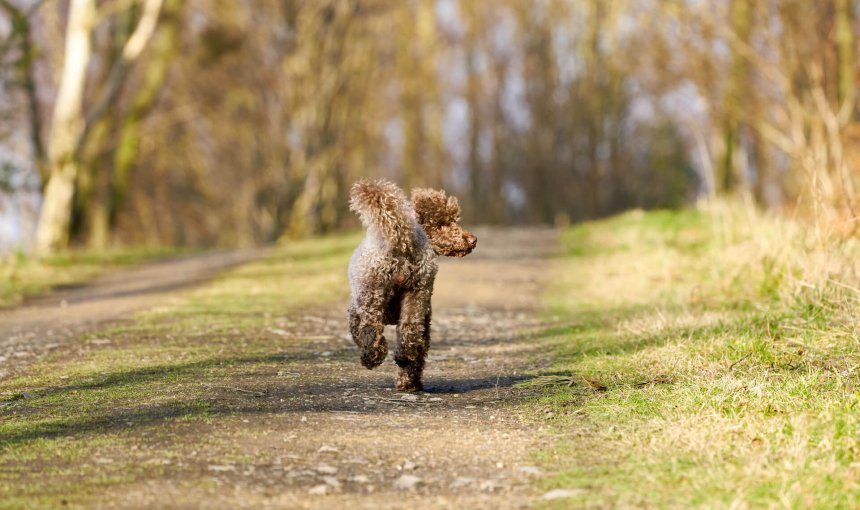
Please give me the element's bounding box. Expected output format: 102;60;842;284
0;247;190;307
530;202;860;508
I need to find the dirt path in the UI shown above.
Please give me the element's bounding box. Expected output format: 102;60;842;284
101;228;559;509
1;230;558;508
0;249;264;379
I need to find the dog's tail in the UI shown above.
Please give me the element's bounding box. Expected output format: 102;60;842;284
350;179;416;256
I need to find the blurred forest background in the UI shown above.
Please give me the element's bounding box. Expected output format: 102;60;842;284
0;0;858;254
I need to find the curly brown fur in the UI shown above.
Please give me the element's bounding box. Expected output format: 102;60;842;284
347;179;477;391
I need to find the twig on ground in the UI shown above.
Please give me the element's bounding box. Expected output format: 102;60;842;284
729;352;753;371
361;395;441;405
632;374;673;387
0;393;29;410
526;373;609;391
210;385;266;397
828;278;860;297
528;375;574;387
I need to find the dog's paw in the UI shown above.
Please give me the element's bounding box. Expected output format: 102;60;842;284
395;370;423;393
361;340;387;369
358;327;388;369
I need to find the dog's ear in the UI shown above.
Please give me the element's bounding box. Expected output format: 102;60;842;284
445;194;461;222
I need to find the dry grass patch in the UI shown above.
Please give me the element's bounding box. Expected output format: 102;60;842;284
530;203;860;508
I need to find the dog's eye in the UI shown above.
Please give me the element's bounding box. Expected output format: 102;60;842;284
437;224;448;232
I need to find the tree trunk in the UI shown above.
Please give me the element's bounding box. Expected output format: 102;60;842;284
488;62;507;223
720;0;753;195
35;0;95;255
83;118;113;249
86;180;111;250
287;165;321;238
466;49;483;221
834;0;855;109
87;0;181;249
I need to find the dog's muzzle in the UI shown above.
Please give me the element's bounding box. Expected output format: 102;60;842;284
464;233;478;251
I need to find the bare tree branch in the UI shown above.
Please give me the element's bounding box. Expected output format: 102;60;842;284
75;0;165;158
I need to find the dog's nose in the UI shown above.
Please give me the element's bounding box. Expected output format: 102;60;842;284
464;233;477;249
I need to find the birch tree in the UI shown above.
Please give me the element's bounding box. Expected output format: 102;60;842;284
34;0;163;255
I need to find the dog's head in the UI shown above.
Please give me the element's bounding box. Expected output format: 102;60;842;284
411;188;477;257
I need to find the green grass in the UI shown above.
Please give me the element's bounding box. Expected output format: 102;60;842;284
530;204;860;508
0;234;359;509
0;247;190;307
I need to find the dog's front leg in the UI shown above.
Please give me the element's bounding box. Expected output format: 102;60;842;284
348;289;389;369
394;288;432;392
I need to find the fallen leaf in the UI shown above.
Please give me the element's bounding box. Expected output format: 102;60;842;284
519;466;542;476
542;488;587;500
581;376;607;391
316;465;338;475
308;484;328;495
321;476;341;488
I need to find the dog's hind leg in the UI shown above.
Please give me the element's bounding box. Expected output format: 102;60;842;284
348;290;389;369
394;289;432;392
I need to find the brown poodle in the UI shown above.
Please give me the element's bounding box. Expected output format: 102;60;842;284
347;179;477;392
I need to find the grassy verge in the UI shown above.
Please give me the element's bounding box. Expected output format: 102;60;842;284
529;204;860;508
0;234;358;509
0;247;190;307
